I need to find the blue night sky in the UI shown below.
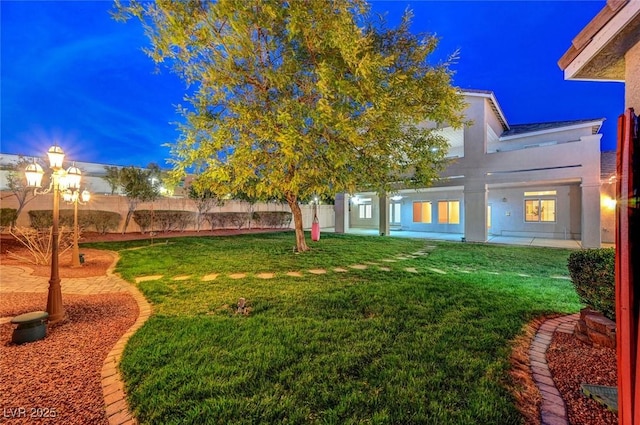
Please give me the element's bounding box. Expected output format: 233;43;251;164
1;1;624;168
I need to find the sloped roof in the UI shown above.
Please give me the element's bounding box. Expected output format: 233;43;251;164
461;89;509;131
500;118;604;138
601;150;617;179
558;0;640;80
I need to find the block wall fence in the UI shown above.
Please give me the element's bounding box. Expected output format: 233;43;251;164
0;191;335;234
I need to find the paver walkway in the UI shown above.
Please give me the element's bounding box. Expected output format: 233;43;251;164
532;314;580;425
1;243;578;425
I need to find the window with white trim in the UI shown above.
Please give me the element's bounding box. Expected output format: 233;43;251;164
358;198;372;219
437;200;460;224
524;199;556;222
412;201;432;223
390;202;401;224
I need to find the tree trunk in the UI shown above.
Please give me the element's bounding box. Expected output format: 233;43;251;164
286;193;309;252
122;209;134;235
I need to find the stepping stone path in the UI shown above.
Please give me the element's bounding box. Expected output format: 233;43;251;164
427;267;447;275
131;244;445;290
135;275;163;283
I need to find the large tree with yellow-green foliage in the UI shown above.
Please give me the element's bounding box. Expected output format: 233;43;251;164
114;0;466;252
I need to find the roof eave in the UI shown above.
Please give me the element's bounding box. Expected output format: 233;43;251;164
461;90;510;131
499;120;604;142
559;0;640;81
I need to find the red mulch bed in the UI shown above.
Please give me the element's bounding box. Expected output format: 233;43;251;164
0;293;138;424
547;332;617;425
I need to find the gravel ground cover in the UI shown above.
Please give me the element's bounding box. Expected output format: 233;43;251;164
0;293;138;424
547;331;617;425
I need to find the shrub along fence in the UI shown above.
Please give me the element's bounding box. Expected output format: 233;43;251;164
0;208;18;230
567;248;615;321
27;210;122;234
23;209;296;235
134;210;293;233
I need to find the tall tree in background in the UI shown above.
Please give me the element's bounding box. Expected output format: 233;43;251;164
102;166;122;195
187;185;221;231
115;0;466;251
2;157;41;227
119;166;160;234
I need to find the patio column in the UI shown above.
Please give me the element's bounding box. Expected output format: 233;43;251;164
581;181;601;248
464;181;488;243
334;193;349;234
379;193;390;236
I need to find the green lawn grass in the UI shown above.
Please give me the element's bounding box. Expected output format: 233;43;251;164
87;232;581;424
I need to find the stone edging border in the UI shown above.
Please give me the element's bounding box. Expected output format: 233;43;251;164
532;313;580;425
100;253;153;425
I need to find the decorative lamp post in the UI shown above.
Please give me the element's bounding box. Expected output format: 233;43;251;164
24;144;77;324
63;177;90;268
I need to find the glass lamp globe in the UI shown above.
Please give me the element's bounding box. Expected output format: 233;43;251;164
47;145;65;169
25;162;45;188
65;163;82;190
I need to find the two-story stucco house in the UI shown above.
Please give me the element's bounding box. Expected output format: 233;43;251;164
335;89;605;248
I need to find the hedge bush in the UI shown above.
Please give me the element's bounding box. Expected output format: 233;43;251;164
567;248;615;321
87;211;121;234
0;208;18;229
133;210;196;233
28;210;54;229
28;209;121;234
203;212;252;230
252;211;292;228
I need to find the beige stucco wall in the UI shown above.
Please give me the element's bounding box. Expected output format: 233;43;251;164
625;39;640;109
0;192;335;233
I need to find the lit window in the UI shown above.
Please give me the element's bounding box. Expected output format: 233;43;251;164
412;201;432;223
438;200;460;224
390;202;401;224
358;204;372;219
525;199;556;222
524;190;557;197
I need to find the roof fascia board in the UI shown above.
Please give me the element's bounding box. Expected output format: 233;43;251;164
571;0;627;54
499;120;604;141
461;90;509;131
563;1;640;80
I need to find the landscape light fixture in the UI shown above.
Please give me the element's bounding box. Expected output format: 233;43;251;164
24;144;84;323
63;167;90;268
